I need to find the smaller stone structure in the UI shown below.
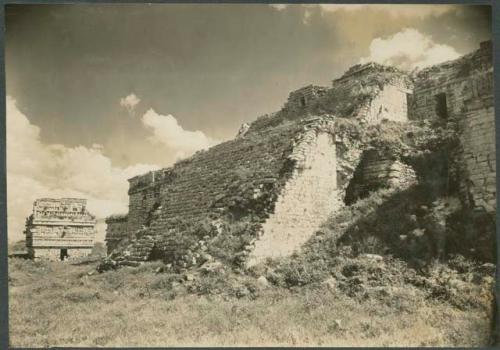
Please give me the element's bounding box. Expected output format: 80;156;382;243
283;85;328;113
24;198;96;261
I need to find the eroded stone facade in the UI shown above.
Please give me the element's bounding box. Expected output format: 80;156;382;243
25;198;96;261
410;40;494;214
248;129;339;264
105;214;128;254
345;150;417;205
105;41;494;267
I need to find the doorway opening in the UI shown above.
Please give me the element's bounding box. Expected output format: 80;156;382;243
300;96;306;107
434;93;449;120
60;248;68;261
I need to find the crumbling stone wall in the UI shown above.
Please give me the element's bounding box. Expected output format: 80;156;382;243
105;214;128;254
246;62;412;135
345;150;417;205
362;84;411;123
283;85;328;114
333;63;413;124
409;41;492;122
409;41;494;215
127;171;164;235
105;41;495;267
110;118;349;266
123;121;307;248
248;123;338;265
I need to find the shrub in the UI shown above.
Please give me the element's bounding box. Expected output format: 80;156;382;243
270;255;330;288
63;288;101;303
149;273;183;290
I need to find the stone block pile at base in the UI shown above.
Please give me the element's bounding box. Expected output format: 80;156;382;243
105;41;494;268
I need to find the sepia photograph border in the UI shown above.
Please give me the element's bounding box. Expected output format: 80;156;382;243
0;0;499;348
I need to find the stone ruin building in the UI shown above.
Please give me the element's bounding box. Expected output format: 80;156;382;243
24;198;97;261
105;41;494;268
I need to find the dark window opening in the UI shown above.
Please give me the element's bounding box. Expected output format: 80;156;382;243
300;96;306;107
148;244;164;261
406;93;412;118
60;249;68;261
434;93;449;120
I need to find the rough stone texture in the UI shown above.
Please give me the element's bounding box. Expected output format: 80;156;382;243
126;120;306;240
24;198;96;261
33;247;92;261
106;41;495;266
333;63;412;124
409;40;494;215
105;214;128;254
245;63;412;135
247;131;339;265
283;85;329;115
409;40;492;122
362;84;411;124
459;96;496;212
345;150;417;205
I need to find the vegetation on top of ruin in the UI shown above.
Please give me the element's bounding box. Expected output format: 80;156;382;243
246;69;412;136
105;213;128;222
335;61;410;80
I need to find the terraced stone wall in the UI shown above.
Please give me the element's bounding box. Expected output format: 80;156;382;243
126;121;306;244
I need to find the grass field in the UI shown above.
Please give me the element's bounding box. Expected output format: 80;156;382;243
8;257;494;347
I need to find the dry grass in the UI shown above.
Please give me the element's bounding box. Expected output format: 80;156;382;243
9;258;493;347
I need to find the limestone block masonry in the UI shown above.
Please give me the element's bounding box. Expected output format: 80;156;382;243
363;84;411;124
105;41;495;267
345;150;417;205
247;131;339;265
105;214;129;254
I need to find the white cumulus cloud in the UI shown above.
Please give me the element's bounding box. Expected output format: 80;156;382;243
269;4;456;19
269;4;287;11
141;108;219;160
7;96;159;243
119;93;141;112
317;4;456;18
360;28;461;71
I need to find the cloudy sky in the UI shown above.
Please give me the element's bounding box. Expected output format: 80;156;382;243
6;4;491;242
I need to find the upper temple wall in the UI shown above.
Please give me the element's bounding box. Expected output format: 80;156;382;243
408;40;495;215
245;62;413;135
409;40;493;121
